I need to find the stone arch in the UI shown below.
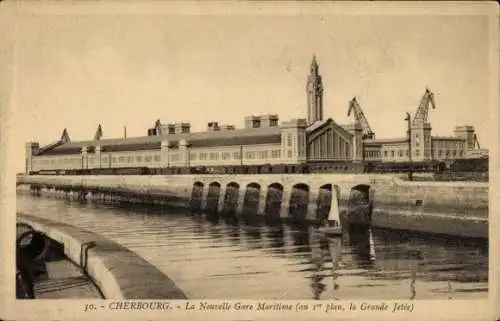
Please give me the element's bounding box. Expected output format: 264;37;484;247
265;183;284;223
316;184;333;222
346;184;373;226
289;183;310;223
243;182;261;216
190;181;204;213
205;181;221;214
222;182;240;217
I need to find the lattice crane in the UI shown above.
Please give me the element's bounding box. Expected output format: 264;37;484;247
474;133;481;149
347;97;375;139
412;88;436;126
154;119;162;135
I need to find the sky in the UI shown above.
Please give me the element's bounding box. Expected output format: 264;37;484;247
2;3;495;173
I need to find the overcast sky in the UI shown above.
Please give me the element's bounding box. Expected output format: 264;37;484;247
2;3;495;173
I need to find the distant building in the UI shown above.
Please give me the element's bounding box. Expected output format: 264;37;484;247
25;56;485;173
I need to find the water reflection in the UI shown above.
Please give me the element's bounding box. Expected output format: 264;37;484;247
266;225;285;254
16;190;488;300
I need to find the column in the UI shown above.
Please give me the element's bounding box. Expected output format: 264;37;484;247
81;146;88;169
95;145;102;168
236;187;247;214
179;139;189;167
306;186;320;221
257;185;268;215
200;184;209;212
280;187;292;218
161;140;170;168
217;185;227;213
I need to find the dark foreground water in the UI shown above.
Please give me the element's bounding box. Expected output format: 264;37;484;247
16;190;488;300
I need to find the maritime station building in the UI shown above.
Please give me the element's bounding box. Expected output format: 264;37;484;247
25;56;486;174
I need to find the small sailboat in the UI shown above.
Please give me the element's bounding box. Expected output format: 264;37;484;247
318;198;342;237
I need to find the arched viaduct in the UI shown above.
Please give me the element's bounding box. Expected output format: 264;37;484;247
17;174;377;227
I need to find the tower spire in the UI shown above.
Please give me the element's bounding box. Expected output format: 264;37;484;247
310;54;319;75
306;55;324;124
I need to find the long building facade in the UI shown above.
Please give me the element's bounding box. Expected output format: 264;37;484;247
25;56;486;174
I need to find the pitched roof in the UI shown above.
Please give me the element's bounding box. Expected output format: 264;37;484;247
37;126;282;156
364;137;408;144
432;136;464;141
305;119;330;134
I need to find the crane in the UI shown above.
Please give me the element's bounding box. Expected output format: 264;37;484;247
154;119;162;135
474;133;481;149
94;124;103;140
412;88;436;126
347;97;375;139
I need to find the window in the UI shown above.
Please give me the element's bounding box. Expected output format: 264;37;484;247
222;152;230;160
136;156;143;162
459;150;463;156
232;152;241;159
287;150;292;158
416;150;420;156
118;156;125;163
398;151;402;157
199;153;207;160
190;153;197;161
438;150;442;157
112;157;117;163
127;156;133;163
391;151;395;157
145;156;152;163
384;151;388;157
258;151;267;159
170;154;179;162
287;133;293;147
153;155;161;162
452;150;457;157
210;152;218;160
245;151;254;159
271;150;280;158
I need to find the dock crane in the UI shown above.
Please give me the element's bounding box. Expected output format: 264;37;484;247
347;97;375;139
94;124;103;140
474;133;481;149
154;119;162;135
412;88;436;126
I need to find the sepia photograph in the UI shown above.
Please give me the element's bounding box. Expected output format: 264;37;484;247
1;1;498;321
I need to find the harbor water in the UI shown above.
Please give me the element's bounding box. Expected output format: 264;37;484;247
16;189;488;300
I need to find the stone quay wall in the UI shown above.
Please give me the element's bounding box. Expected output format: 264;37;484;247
17;212;187;299
17;174;488;238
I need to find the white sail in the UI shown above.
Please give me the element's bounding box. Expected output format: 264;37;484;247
326;186;341;227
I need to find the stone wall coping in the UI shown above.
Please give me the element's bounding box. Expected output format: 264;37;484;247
16;212;187;300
